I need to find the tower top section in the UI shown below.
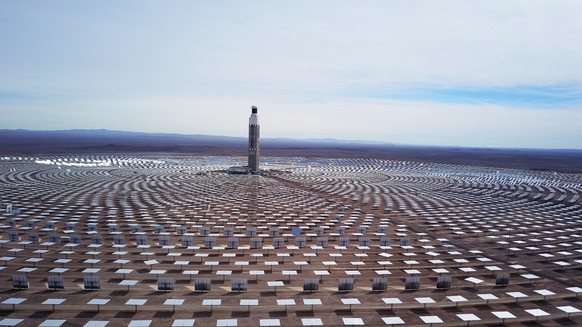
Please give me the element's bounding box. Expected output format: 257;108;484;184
249;106;259;125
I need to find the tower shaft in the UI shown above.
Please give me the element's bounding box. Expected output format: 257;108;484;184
248;106;260;172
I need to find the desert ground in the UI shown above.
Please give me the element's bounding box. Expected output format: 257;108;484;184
1;130;582;326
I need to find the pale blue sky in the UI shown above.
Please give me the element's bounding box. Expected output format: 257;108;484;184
1;1;582;149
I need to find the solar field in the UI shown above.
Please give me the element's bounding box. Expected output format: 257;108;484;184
1;155;581;326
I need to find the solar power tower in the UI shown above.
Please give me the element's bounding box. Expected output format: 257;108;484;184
248;106;260;172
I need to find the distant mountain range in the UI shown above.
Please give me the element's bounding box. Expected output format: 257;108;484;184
0;128;391;155
2;129;582;173
1;129;390;146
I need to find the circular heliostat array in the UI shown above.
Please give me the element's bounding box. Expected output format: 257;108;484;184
1;155;581;326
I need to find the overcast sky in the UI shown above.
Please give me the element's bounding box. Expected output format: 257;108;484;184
1;1;582;149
